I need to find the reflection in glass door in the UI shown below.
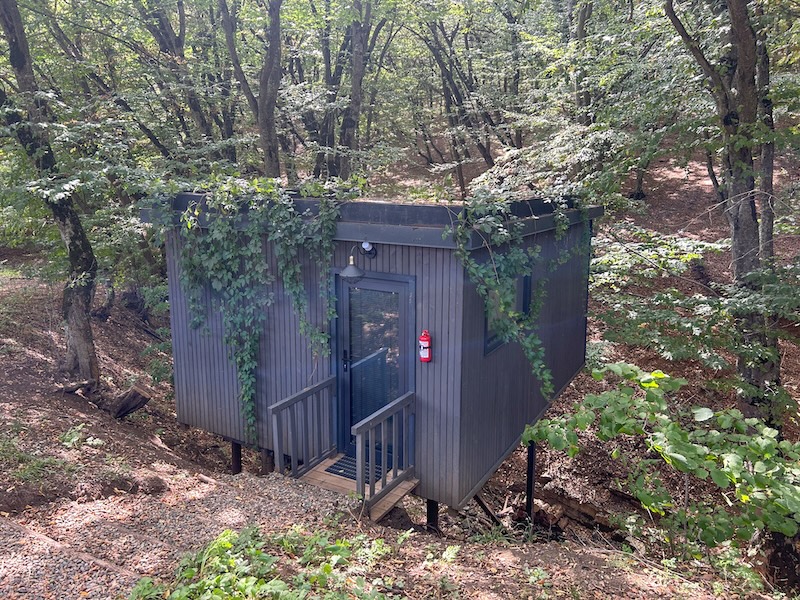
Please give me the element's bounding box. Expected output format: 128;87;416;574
339;277;411;457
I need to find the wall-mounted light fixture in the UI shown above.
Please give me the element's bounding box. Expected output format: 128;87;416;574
359;241;377;259
341;242;377;283
340;245;366;282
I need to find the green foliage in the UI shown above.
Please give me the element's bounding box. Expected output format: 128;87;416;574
142;334;174;386
175;178;340;443
266;188;340;356
524;363;800;549
59;423;105;449
525;566;551;592
0;433;72;482
449;189;591;398
138;286;174;386
590;223;727;293
469;525;513;545
59;424;86;448
592;225;798;415
470;125;633;207
448;192;552;397
129;525;401;599
707;543;765;594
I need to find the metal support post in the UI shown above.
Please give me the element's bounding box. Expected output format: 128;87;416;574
231;441;242;475
426;499;440;533
525;442;536;518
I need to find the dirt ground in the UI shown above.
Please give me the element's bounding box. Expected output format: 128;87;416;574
0;157;798;599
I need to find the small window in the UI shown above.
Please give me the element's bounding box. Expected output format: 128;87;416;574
484;276;531;355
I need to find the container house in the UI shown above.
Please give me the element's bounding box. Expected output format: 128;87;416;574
159;194;602;519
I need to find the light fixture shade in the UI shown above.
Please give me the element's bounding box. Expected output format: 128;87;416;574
340;255;365;282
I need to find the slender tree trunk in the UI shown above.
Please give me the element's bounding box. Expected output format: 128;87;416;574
509;26;523;148
259;0;283;177
132;0;218;144
425;24;495;166
756;2;775;267
363;24;397;149
0;0;100;384
665;0;780;422
337;0;370;179
572;2;593;125
442;77;467;197
219;0;282;177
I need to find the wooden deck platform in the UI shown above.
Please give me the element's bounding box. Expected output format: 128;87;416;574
300;454;418;522
300;455;357;496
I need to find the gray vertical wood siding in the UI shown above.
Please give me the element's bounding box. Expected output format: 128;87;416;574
456;222;592;507
167;232;245;442
164;206;593;510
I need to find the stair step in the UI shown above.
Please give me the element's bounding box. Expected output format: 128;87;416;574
369;478;419;523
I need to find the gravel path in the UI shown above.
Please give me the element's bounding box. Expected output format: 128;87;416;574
0;466;360;600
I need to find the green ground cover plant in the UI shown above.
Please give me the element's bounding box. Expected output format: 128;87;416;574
128;524;414;599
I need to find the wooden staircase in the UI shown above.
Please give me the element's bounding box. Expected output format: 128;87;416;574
367;477;419;522
300;455;418;522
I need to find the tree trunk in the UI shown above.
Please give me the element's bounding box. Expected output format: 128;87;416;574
337;0;369;180
756;2;775;267
0;0;100;384
258;0;282;177
572;2;593;125
56;203;101;382
665;0;780;422
219;0;282;177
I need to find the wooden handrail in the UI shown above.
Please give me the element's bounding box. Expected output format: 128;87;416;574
269;375;337;477
351;391;414;435
352;391;415;506
269;376;336;414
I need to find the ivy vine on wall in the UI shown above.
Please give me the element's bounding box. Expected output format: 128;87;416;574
448;189;591;399
178;178;340;444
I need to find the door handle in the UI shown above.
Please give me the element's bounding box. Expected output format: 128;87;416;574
342;349;349;372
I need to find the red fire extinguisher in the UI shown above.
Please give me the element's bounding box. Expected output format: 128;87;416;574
419;330;432;363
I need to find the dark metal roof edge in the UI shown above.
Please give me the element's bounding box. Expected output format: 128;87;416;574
143;193;604;250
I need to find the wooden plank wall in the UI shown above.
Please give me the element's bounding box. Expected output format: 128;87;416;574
167;232;333;449
167;232;467;507
166;232;246;442
456;222;592;507
256;242;334;449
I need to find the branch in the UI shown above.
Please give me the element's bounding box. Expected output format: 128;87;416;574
44;16;173;158
609;229;720;297
219;0;259;118
704;141;727;205
177;0;186;47
663;0;730;99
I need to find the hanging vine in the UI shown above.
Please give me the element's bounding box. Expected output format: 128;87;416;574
267;191;339;357
448;189;592;399
177;178;339;444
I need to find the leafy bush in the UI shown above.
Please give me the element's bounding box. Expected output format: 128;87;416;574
592;224;798;416
524;363;800;548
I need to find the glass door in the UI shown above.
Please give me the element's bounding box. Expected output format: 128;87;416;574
338;277;412;456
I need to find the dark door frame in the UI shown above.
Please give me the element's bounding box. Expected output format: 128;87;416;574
333;271;416;453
